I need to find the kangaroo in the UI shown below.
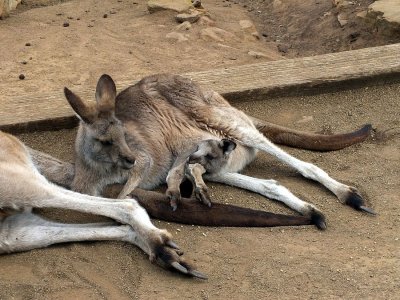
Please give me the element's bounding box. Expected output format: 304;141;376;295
0;131;206;279
166;138;237;209
64;74;374;230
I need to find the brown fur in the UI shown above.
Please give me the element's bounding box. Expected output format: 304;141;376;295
62;74;374;229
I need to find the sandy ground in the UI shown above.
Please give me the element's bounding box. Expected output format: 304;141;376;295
2;82;398;299
0;0;399;299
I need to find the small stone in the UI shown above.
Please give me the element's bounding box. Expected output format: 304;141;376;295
19;74;25;80
200;27;235;42
192;0;202;8
63;22;70;27
198;15;215;26
21;61;27;65
239;19;260;40
176;21;192;31
103;13;108;18
175;10;200;23
25;43;31;46
166;31;188;42
148;0;194;14
248;51;269;59
337;13;348;27
277;43;289;53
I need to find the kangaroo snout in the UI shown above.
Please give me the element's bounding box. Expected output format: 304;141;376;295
121;155;135;169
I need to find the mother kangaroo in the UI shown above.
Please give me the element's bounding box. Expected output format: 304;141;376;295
64;74;374;229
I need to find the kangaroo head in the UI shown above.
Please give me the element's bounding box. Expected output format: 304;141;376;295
188;139;236;174
64;74;135;170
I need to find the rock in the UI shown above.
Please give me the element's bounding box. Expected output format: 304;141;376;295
147;0;193;13
200;27;235;42
192;0;202;8
277;43;289;53
239;19;260;39
166;31;188;42
176;20;192;30
356;10;367;19
175;10;200;23
198;15;215;26
0;0;22;18
332;0;352;9
337;13;348;27
366;0;400;32
248;51;269;59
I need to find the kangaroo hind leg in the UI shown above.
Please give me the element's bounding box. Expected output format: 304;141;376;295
206;172;326;229
206;106;374;214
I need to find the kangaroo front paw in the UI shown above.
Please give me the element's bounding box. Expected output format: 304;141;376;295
194;187;212;207
343;187;376;215
148;229;207;279
166;189;181;211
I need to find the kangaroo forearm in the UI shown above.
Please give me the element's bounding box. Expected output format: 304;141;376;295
28;148;75;188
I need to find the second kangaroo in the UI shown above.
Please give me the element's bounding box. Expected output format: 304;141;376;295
64;74;374;229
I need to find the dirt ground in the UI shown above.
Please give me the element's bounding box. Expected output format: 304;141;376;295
0;0;399;299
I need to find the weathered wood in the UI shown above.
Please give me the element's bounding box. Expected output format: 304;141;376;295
1;43;400;134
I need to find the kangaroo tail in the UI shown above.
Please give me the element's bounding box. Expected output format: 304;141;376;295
251;117;372;151
132;189;313;228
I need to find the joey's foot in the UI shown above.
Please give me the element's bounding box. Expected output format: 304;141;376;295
148;229;207;279
166;189;181;211
344;187;376;215
194;187;212;207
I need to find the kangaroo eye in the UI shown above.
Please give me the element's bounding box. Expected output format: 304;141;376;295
100;140;113;146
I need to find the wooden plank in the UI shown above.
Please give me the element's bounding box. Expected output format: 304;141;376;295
1;43;400;134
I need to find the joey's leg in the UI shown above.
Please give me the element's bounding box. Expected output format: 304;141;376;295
165;147;197;210
206;172;326;229
209;107;374;214
186;164;211;207
166;161;187;211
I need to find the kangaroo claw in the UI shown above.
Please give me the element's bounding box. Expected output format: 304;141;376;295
166;189;181;211
344;188;376;215
171;261;188;274
167;240;180;250
188;269;208;280
153;242;207;279
359;205;377;215
194;187;212;207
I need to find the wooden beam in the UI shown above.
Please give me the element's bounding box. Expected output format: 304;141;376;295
1;43;400;134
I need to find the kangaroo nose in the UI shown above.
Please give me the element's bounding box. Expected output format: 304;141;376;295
122;156;135;169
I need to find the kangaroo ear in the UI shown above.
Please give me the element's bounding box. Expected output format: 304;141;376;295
221;139;236;155
95;74;116;113
64;87;97;124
